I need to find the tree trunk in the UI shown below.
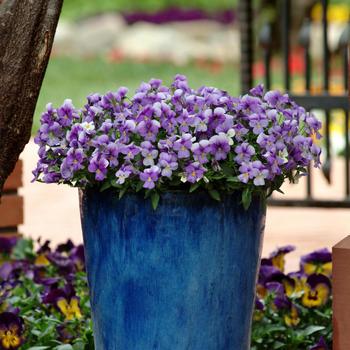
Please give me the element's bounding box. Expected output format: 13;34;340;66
0;0;63;196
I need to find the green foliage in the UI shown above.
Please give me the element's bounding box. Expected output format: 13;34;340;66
61;0;237;20
252;299;332;349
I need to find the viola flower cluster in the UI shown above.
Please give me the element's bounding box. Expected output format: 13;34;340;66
253;246;332;350
33;75;321;207
0;237;91;349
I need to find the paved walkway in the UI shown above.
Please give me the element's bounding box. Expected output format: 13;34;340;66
21;139;350;271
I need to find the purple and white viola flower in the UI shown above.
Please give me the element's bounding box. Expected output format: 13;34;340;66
158;153;178;178
191;140;210;164
115;165;134;185
141;141;159;167
184;162;206;183
234;142;256;164
173;133;194;159
136;119;160;142
139;166;161;189
87;156;109;181
209;133;231;161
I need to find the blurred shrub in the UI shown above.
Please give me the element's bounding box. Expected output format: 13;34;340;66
61;0;236;20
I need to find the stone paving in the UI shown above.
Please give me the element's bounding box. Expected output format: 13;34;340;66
21;139;350;272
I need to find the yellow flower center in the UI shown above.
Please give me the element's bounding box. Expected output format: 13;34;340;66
0;328;21;349
34;254;50;267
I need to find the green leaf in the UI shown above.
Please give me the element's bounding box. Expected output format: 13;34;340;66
72;341;85;350
27;347;50;350
118;187;127;199
135;181;143;192
55;345;74;350
208;189;221;201
226;176;240;182
299;120;306;136
110;180;122;188
267;325;287;333
11;238;35;260
301;325;325;336
100;181;112;192
221;163;235;176
242;188;252;210
273;341;285;349
277;112;285;125
189;182;201;193
151;192;160;210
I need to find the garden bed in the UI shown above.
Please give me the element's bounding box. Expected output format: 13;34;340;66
0;237;331;349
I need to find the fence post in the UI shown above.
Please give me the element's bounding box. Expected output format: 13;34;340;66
333;236;350;349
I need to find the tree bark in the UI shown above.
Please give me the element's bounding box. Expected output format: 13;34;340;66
0;0;63;196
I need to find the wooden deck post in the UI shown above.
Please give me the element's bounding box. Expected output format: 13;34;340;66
333;236;350;350
0;160;23;238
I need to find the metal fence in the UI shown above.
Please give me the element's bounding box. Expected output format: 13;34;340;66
239;0;350;207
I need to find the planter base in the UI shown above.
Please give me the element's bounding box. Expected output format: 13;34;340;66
80;190;266;350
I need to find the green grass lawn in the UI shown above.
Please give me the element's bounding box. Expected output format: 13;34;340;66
60;0;236;20
33;57;240;133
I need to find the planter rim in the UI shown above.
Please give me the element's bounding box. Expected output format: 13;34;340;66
81;186;266;198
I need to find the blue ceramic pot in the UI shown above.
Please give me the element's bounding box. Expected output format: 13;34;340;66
80;189;266;350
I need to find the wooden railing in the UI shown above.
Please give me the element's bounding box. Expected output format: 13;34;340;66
0;160;23;238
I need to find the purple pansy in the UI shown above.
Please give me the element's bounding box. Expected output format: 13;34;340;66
191;140;210;164
141;141;159;166
251;161;269;186
57;99;78;127
158;153;178;178
248;113;269;135
88;156;109;181
310;337;328;350
185;162;206;183
139;166;161;189
115;165;134;184
173;133;194;159
209;133;231;161
264;90;289;108
234;142;255;164
136;119;160;141
121;144;141;161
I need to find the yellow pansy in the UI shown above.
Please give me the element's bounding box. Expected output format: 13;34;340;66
57;297;82;321
284;305;300;327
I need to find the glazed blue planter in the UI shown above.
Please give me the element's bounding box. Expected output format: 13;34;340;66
80;189;266;350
